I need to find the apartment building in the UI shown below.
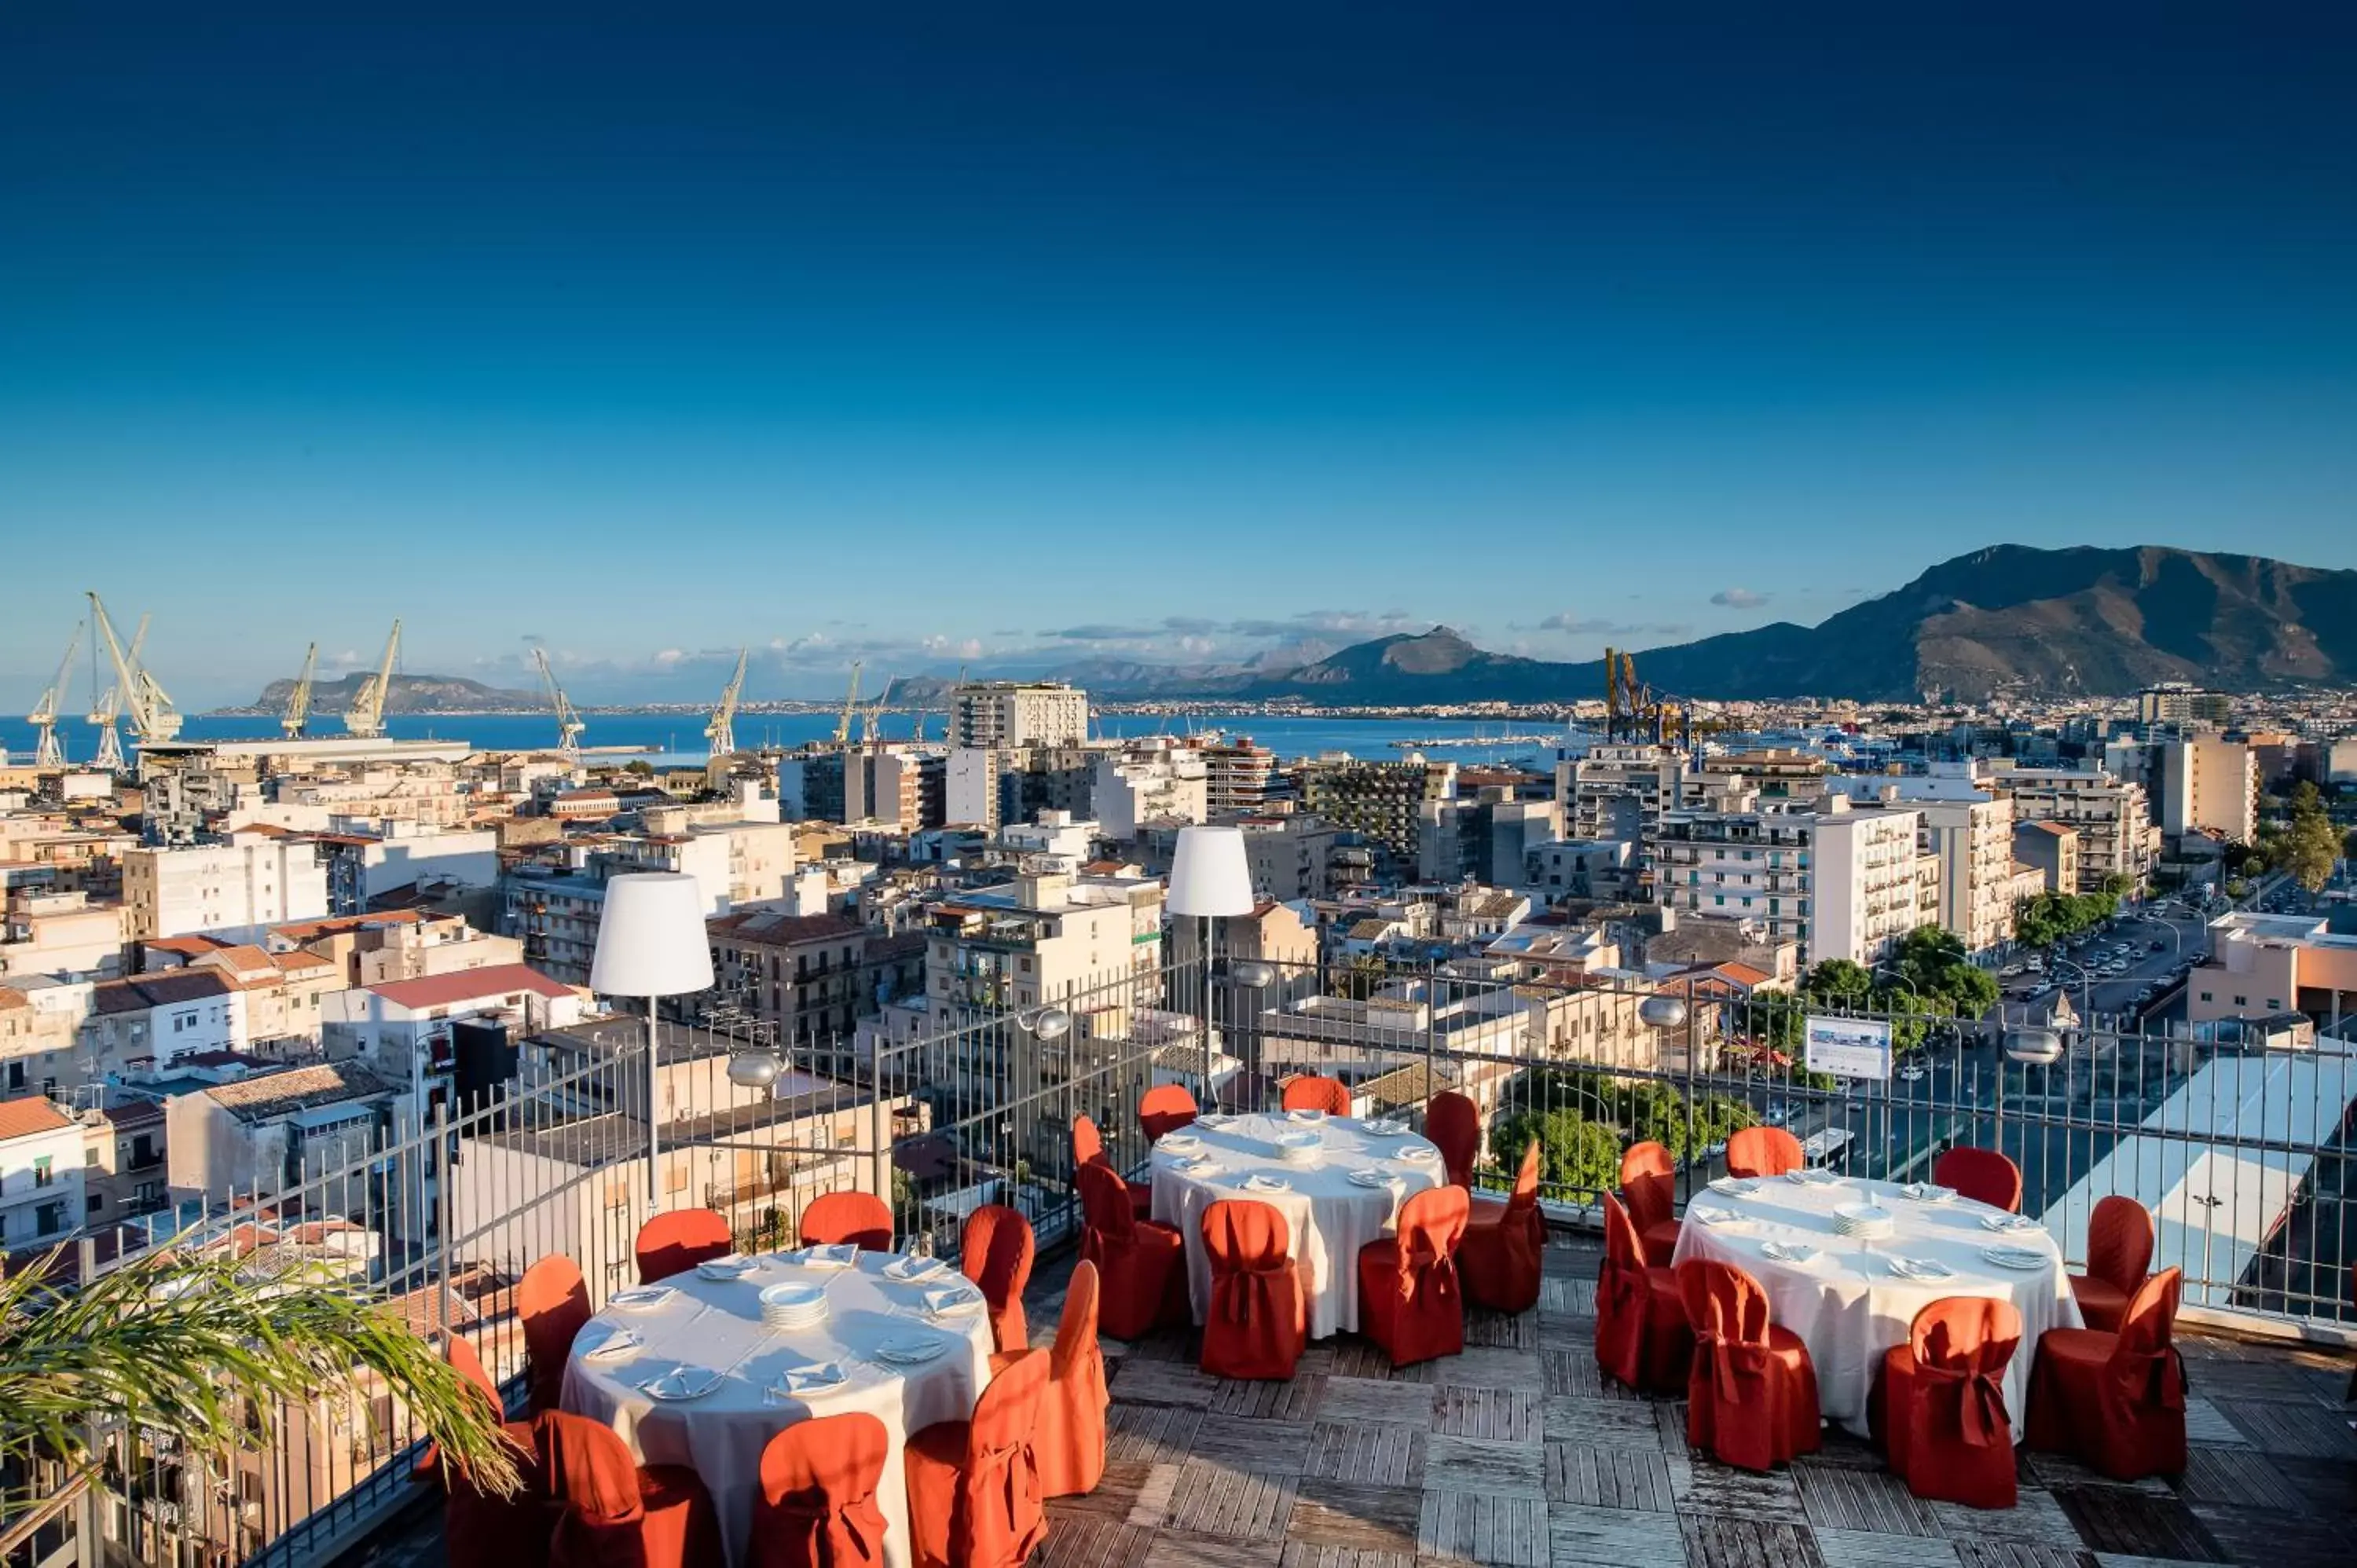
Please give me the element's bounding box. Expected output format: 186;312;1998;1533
83;969;247;1074
1092;745;1208;841
1826;768;2018;956
1525;839;1640;905
1;888;125;979
2186;913;2357;1028
269;909;526;987
321;964;584;1133
121;831;330;943
925;868;1165;1013
315;821;500;915
1197;738;1277;819
1237;814;1345;902
1;978;92;1098
165;1063;397;1207
1986;764;2155;892
1301;757;1455;867
843;746;947;831
2158;735;2260;842
1417;789;1561;886
498;817;793;985
2013;820;2080;895
233;765;471;833
949;682;1090;749
80;1097;169;1233
1655;793;1923;966
707;908;876;1046
0;1096;84;1254
944;744;1101;833
1556;744;1683;844
2136;683;2231;731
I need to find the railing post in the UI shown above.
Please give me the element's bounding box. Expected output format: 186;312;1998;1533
432;1098;453;1345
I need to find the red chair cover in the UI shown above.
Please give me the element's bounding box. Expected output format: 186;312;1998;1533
1072;1114;1152;1217
1875;1295;2018;1508
1595;1194;1693;1394
1076;1161;1186;1339
800;1191;894;1252
633;1207;733;1284
752;1411;891;1568
519;1254;592;1416
2027;1266;2188;1481
2070;1195;2155;1332
435;1334;552;1568
1281;1075;1353;1116
1934;1146;2023;1214
1618;1140;1683;1266
1725;1127;1805;1178
1676;1258;1820;1471
1139;1083;1199;1142
906;1348;1051;1568
1200;1200;1307;1379
960;1204;1035;1354
992;1259;1109;1498
1461;1139;1545;1313
1357;1185;1470;1367
1424;1090;1481;1188
445;1328;505;1414
541;1409;722;1568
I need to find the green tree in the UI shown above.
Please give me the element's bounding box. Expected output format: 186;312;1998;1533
1490;1108;1621;1198
1802;959;1875;1007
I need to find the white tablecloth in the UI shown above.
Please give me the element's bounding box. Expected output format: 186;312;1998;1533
561;1251;994;1568
1670;1174;2081;1438
1149;1112;1442;1339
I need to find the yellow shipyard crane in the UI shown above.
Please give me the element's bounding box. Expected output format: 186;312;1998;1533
27;621;82;768
87;592;181;749
705;648;748;758
344;620;403;738
533;647;586;760
281;643;319;738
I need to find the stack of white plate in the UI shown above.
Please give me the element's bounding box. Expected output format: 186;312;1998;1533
759;1280;829;1329
1274;1131;1322;1166
1833;1203;1896;1240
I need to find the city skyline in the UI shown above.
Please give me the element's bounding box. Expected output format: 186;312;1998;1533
6;7;2355;702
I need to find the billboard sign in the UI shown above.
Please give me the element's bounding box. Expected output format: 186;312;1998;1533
1804;1014;1893;1082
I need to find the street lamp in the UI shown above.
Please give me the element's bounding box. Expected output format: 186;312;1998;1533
1168;826;1256;1102
591;872;715;1207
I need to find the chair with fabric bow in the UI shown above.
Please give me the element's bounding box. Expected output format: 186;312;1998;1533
991;1259;1109;1497
905;1347;1052;1568
1873;1295;2019;1508
1933;1145;2023;1213
1281;1075;1353;1116
2069;1195;2155;1332
1072;1113;1152;1218
960;1203;1036;1354
1199;1199;1307;1379
1618;1141;1683;1266
1676;1257;1820;1471
751;1411;892;1568
519;1254;592;1416
1422;1090;1481;1188
798;1190;894;1252
2026;1266;2188;1481
1461;1138;1545;1313
1725;1126;1805;1178
1076;1160;1188;1339
1596;1193;1692;1394
541;1409;723;1568
433;1333;554;1568
632;1207;734;1284
1358;1184;1470;1367
1138;1083;1199;1142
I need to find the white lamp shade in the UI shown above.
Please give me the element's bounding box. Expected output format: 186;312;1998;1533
590;873;715;997
1167;825;1255;918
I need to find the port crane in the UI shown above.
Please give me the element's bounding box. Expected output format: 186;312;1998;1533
281;643;319;738
532;647;586;760
344;621;403;738
832;661;864;747
85;614;147;771
705;648;748;758
27;621;82;768
87;593;181;752
1602;645;1695;748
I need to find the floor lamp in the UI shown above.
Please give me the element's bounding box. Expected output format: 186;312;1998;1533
1168;826;1256;1105
591;872;715;1208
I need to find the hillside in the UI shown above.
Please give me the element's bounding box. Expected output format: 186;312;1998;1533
233;672;542;715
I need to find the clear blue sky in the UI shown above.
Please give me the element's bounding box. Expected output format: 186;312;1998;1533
5;4;2354;705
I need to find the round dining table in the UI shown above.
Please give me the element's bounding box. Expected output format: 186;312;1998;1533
1669;1171;2081;1437
560;1249;995;1568
1149;1110;1443;1339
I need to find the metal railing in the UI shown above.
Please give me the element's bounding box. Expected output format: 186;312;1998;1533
10;949;2352;1568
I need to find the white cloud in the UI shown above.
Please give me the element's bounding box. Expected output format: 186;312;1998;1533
1711;588;1769;609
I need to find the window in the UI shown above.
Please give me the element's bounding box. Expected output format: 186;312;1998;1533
87;1192;104;1214
33;1156;53;1189
2234;996;2247;1007
85;1147;99;1167
2199;991;2212;1002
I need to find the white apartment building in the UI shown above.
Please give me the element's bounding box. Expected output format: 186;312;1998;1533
1656;793;1923;967
999;811;1097;872
1826;766;2017;956
1556;745;1683;842
122;831;329;943
945;747;1005;830
949;682;1090;749
318;821;500;914
1;978;93;1099
1196;739;1276;819
2159;735;2259;843
1092;746;1208;841
1986;764;2157;892
0;1096;86;1253
1;889;125;979
924;868;1165;1013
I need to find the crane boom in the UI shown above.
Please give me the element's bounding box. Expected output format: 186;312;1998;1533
85;615;147;771
86;593;181;744
29;621;82;768
282;643;319;738
532;647;586;760
704;648;748;758
344;620;403;738
833;660;863;746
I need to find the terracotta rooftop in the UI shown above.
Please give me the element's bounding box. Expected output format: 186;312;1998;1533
707;908;866;947
203;1063;392;1123
365;962;572;1011
93;969;236;1013
0;1095;74;1141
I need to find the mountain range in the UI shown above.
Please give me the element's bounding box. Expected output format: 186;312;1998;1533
232;672;542;715
1045;545;2357;704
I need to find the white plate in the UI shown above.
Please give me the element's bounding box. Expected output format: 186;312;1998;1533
1760;1240;1818;1264
1899;1184;1956;1204
1159;1133;1204;1153
1244;1174;1293;1194
609;1285;676;1310
1980;1246;2047;1270
760;1281;827;1313
1887;1257;1956;1280
1347;1168;1398;1189
640;1367;722;1401
1979;1212;2040;1234
1709;1178;1759;1197
1362;1119;1408;1137
1396;1145;1440;1164
874;1335;949;1365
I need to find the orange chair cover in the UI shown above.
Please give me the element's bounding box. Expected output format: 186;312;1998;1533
960;1203;1036;1354
519;1254;592;1416
1424;1090;1481;1187
1461;1139;1545;1313
1281;1075;1353;1116
1076;1161;1186;1339
1618;1140;1684;1266
906;1348;1051;1568
633;1207;734;1284
1200;1200;1307;1379
1877;1295;2018;1508
1934;1146;2023;1213
1073;1114;1152;1217
1357;1184;1470;1366
541;1409;722;1568
992;1259;1110;1498
2027;1266;2187;1481
436;1335;552;1568
801;1190;894;1252
1138;1083;1199;1142
445;1328;505;1414
1676;1257;1820;1471
1725;1126;1805;1178
1595;1194;1693;1394
2069;1195;2155;1332
752;1411;891;1568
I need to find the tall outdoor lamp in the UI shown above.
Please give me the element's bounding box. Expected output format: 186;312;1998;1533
590;873;715;1207
1167;826;1256;1098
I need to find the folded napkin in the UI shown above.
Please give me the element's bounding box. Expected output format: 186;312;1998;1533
1196;1112;1233;1127
1347;1168;1399;1188
1887;1255;1954;1280
1396;1145;1439;1163
1709;1178;1759;1197
1899;1183;1956;1203
1691;1206;1743;1225
792;1243;859;1269
922;1284;983;1315
639;1365;720;1399
1979;1211;2039;1233
777;1361;849;1394
1760;1240;1818;1263
885;1254;947;1282
1244;1173;1292;1193
1362;1119;1407;1136
583;1328;643;1362
609;1284;676;1310
1178;1156;1222;1176
1980;1244;2047;1269
874;1335;948;1365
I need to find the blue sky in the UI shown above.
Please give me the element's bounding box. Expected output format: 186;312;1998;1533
5;5;2354;705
